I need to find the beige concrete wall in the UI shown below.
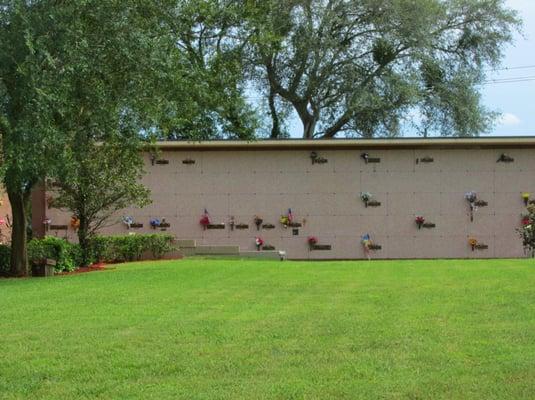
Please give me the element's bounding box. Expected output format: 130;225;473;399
40;145;534;259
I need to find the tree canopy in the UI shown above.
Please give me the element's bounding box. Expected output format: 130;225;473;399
244;0;520;138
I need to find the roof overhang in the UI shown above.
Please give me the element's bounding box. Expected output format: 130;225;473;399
153;137;535;151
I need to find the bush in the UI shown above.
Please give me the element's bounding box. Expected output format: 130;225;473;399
28;236;80;272
14;234;175;274
88;234;175;264
0;244;10;276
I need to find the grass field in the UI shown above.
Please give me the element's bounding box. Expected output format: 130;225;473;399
1;259;535;399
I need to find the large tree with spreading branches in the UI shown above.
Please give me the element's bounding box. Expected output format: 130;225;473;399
245;0;520;138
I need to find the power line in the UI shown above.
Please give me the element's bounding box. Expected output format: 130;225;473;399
491;64;535;72
483;75;535;85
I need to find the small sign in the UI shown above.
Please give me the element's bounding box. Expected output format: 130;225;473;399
311;244;332;250
50;225;68;230
207;224;225;230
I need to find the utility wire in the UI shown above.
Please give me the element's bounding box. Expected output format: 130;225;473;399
490;64;535;72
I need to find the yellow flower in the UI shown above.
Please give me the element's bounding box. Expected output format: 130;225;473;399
522;192;530;199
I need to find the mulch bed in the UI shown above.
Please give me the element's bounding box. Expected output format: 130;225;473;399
58;262;109;275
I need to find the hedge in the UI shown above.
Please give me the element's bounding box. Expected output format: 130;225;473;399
28;236;81;272
0;234;176;275
88;234;176;263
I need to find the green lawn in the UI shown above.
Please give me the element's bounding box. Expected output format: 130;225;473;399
1;259;535;399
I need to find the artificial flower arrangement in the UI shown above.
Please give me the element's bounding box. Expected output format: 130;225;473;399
307;236;318;249
122;216;134;229
415;216;425;229
255;237;264;251
522;192;531;206
200;209;211;230
468;238;488;251
280;208;299;228
360;192;381;207
465;191;478;222
70;216;80;230
468;238;478;251
150;218;164;229
254;215;263;231
361;233;381;251
360;192;372;207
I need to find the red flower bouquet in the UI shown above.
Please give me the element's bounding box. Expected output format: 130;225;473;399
255;237;264;251
200;209;210;230
415;216;425;229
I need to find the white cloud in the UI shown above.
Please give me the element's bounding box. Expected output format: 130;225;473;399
498;112;521;126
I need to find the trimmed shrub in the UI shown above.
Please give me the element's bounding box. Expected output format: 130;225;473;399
2;234;175;275
88;234;175;264
28;236;80;272
0;244;10;276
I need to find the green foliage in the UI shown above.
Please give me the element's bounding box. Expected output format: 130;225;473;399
156;0;258;140
27;236;81;273
0;1;183;274
25;234;175;272
519;204;535;257
244;0;520;138
0;244;10;276
89;234;176;264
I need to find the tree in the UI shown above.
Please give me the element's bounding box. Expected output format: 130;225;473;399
53;138;150;267
0;1;177;275
158;0;259;140
245;0;520;138
519;205;535;258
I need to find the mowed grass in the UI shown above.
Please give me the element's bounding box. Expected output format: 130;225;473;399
1;259;535;399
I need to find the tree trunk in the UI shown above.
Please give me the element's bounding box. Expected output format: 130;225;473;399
77;215;91;267
302;117;317;139
294;102;317;139
268;89;282;138
7;189;29;276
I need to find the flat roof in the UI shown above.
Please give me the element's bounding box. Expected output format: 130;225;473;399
155;136;535;150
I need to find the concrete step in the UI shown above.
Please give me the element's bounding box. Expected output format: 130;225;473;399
195;245;240;256
239;250;283;260
174;239;196;248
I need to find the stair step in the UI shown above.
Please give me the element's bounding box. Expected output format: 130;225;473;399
239;251;283;260
174;239;196;248
195;245;240;255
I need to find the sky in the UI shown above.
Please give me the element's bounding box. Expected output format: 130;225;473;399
282;0;535;138
483;0;535;136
